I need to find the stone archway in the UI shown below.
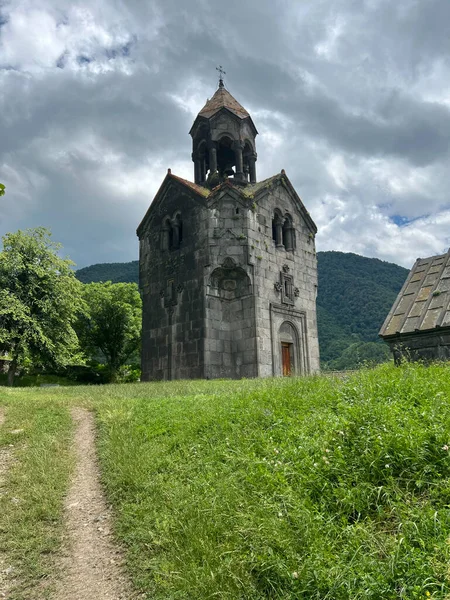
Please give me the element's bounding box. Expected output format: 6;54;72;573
279;321;300;376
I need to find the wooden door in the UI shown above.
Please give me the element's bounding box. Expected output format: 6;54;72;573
281;343;292;376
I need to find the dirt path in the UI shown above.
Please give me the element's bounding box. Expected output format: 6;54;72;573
53;408;134;600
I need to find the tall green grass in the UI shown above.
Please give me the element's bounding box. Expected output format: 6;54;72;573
95;364;450;599
1;364;450;598
0;400;73;599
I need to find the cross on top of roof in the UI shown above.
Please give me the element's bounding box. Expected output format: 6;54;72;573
216;65;226;88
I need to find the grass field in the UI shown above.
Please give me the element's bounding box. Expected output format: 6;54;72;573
1;363;450;599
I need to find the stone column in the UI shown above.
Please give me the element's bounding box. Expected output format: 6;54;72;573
200;158;207;183
234;141;244;182
161;225;170;250
209;145;217;173
194;159;201;184
285;226;294;251
172;222;180;249
249;155;257;183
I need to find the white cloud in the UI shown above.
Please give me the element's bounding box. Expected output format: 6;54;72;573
1;0;450;270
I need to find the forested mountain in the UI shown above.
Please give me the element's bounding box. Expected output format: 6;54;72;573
76;261;139;285
316;252;408;368
76;252;409;369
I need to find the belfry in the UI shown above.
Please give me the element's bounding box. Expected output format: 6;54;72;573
137;76;320;380
190;76;258;185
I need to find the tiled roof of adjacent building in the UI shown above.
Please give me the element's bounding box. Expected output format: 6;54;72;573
198;87;250;120
379;249;450;338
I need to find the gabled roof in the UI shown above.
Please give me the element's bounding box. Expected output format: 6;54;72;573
136;171;210;237
198;86;250;120
379;249;450;338
137;170;317;237
241;172;318;234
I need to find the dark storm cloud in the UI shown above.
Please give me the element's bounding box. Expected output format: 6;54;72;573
1;0;450;267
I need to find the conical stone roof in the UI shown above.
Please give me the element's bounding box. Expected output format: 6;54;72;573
198;86;250;120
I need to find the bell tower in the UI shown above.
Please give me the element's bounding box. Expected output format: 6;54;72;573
189;75;258;186
138;71;320;381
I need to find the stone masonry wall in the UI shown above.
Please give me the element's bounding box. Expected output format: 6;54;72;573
204;190;257;379
387;330;450;364
139;175;319;380
244;179;320;376
139;185;208;380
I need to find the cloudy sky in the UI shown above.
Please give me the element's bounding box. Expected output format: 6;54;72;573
1;0;450;269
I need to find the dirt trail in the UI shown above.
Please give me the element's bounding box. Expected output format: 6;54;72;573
53;408;134;600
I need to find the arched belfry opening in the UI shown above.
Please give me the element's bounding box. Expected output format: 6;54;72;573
216;136;236;179
189;82;258;187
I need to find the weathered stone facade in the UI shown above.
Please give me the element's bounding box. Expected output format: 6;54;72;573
137;84;320;380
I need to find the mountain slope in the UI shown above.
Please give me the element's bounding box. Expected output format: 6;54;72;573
76;261;139;285
76;252;409;368
316;252;408;363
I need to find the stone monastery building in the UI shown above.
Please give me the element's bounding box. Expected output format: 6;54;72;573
137;79;320;380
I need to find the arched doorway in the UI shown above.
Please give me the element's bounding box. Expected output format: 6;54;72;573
279;321;299;376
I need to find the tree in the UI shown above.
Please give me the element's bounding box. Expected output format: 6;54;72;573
0;184;5;197
325;341;391;371
0;228;83;385
76;282;141;382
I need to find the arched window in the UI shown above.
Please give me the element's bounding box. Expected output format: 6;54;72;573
272;210;283;247
161;214;183;251
282;215;295;251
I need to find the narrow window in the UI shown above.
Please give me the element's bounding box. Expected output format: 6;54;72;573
161;219;171;250
272;219;277;243
167;279;175;302
272;211;283;247
283;217;294;251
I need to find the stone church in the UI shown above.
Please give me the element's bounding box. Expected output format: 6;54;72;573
137;79;320;380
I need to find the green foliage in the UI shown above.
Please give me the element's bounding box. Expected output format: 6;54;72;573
317;251;408;367
0;183;5;197
76;260;139;284
3;364;450;597
0;373;76;387
76;282;142;382
325;340;391;370
0;228;83;385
